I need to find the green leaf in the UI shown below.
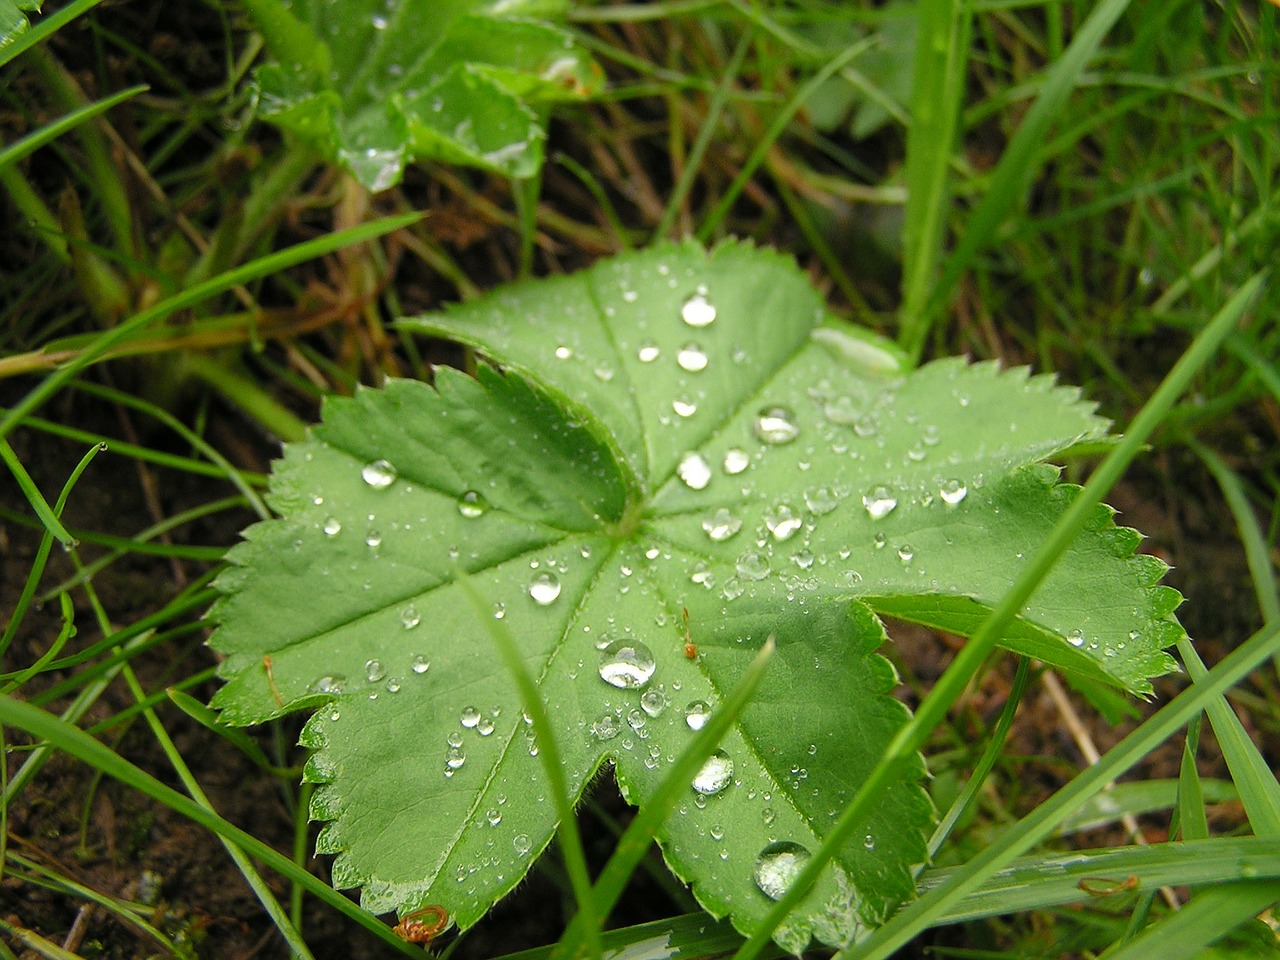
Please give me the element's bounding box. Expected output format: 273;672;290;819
208;240;1183;948
0;0;41;52
245;0;602;190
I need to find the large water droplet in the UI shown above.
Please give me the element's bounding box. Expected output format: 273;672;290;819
401;605;421;629
804;486;839;516
862;486;898;519
702;508;743;543
677;343;708;372
322;517;342;536
735;551;771;581
753;406;799;445
678;452;712;490
460;705;482;729
599;640;656;689
458;491;487;518
692;750;734;795
365;659;385;683
685;700;711;730
754;841;811;900
681;289;716;327
722;448;750;475
529;572;562;605
939;479;968;505
764;504;803;541
672;396;698;418
637;341;661;363
361;459;397;488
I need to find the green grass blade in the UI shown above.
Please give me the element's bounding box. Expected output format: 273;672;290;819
0;0;104;70
0;435;81;548
1101;880;1280;960
0;211;423;440
0;695;424;957
0;84;147;173
732;269;1266;960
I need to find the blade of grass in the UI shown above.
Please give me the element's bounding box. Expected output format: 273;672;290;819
0;0;105;70
0;694;425;957
1100;880;1280;960
0;84;148;173
0;435;83;548
731;269;1266;960
0;211;423;440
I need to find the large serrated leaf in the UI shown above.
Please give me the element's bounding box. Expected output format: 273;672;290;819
246;0;602;190
208;240;1183;948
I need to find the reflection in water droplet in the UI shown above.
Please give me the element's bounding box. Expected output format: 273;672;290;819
692;750;734;794
764;505;803;541
591;714;620;740
365;659;385;683
677;452;712;490
681;290;716;327
640;689;667;718
513;834;532;855
411;656;430;675
940;479;968;505
401;605;421;629
529;573;562;605
458;491;487;518
753;406;800;445
637;341;661;363
460;706;481;728
677;343;708;372
685;701;711;730
702;507;742;541
736;551;771;581
361;459;397;488
754;841;811;900
1067;629;1085;647
862;486;898;519
804;487;839;515
599;640;657;689
722;448;750;475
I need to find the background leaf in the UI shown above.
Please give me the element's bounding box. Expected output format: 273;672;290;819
209;241;1184;947
246;0;602;190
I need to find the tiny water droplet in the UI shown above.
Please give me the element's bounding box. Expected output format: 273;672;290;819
677;452;712;490
754;841;811;900
365;659;385;683
735;551;771;581
792;550;814;570
411;656;430;675
862;486;898;519
722;448;750;475
493;602;506;620
554;345;574;360
361;459;397;488
385;677;401;693
702;507;742;542
458;490;487;518
487;808;502;826
594;365;615;382
897;544;914;563
677;343;708;372
637;341;661;363
529;573;562;605
753;406;799;445
460;706;482;728
939;479;968;505
672;396;698;417
823;395;859;425
685;700;711;730
599;640;656;689
681;289;716;327
692;750;734;795
323;517;342;536
761;807;776;826
863;834;876;851
401;605;421;629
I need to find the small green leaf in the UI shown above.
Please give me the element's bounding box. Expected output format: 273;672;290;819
209;240;1184;947
0;0;41;51
245;0;601;189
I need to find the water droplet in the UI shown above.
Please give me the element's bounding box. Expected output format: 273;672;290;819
554;345;574;360
692;750;734;795
364;529;383;548
722;448;750;475
804;487;838;515
710;824;725;841
323;517;342;536
529;573;562;605
637;341;661;363
594;365;615;382
445;745;466;771
493;602;506;620
401;605;421;629
476;716;495;736
754;841;811;900
361;459;397;488
863;834;876;850
447;731;464;748
677;452;712;490
385;677;401;693
761;807;775;826
1067;628;1085;647
702;507;742;541
591;713;621;740
939;479;968;505
365;659;385;683
897;544;914;563
722;577;744;600
513;834;532;855
685;700;711;730
792;550;814;570
862;486;898;519
735;551;770;581
681;289;716;327
677;343;708;372
641;689;667;718
823;395;859;425
460;706;482;728
411;656;430;675
764;504;802;541
313;674;346;695
874;531;887;549
753;406;799;445
672;396;698;418
487;808;502;826
598;640;656;689
458;490;487;518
